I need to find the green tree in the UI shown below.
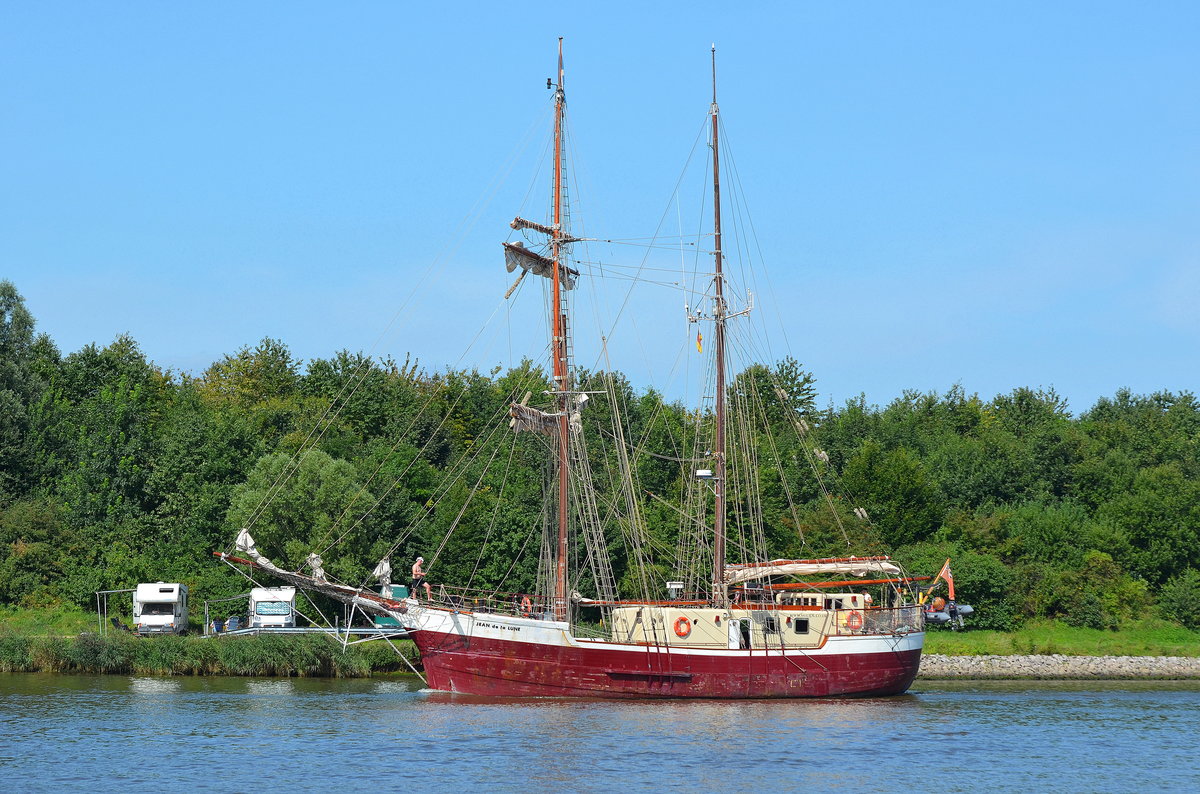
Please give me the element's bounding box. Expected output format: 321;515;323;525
53;336;168;531
0;281;50;499
201;338;301;406
302;351;393;438
1096;463;1200;585
1082;389;1200;474
729;357;817;430
139;382;265;596
1001;500;1097;567
1159;569;1200;629
0;500;63;605
226;449;381;585
1049;551;1150;630
841;440;945;548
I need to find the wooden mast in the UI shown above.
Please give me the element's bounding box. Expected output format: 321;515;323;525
551;37;570;622
709;45;728;607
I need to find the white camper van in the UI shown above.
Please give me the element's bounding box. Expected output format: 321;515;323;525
248;587;297;629
133;582;188;635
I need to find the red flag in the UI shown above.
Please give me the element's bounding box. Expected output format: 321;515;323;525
696;331;703;353
936;558;956;600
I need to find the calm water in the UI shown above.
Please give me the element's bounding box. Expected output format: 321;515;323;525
2;674;1198;792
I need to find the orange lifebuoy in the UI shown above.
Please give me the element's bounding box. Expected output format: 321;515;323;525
520;596;532;616
674;616;692;638
845;610;864;631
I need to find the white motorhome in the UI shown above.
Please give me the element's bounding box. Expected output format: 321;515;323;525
248;587;297;629
133;582;188;635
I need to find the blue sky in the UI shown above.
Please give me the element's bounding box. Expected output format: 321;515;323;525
2;2;1197;414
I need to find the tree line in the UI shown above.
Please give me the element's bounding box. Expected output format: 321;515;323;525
2;280;1198;631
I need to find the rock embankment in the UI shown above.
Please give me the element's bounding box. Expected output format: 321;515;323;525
918;654;1200;679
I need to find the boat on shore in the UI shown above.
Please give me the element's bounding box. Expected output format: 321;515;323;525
218;40;928;698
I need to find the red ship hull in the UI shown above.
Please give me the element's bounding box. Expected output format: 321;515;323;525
409;629;922;698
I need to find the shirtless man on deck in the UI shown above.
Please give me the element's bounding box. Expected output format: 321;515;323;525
411;556;432;600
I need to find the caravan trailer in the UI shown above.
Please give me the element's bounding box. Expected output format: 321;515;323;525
248;587;297;629
133;582;188;635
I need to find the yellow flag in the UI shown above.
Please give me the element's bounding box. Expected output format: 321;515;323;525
696;331;703;353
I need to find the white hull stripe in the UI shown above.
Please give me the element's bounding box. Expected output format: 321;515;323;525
397;605;924;657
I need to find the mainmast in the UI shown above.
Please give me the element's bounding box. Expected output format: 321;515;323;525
709;45;728;607
550;38;570;623
502;40;575;622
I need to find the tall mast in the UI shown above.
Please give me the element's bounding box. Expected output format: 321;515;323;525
551;37;570;623
709;45;728;607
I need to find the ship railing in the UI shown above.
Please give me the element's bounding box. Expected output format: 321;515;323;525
415;586;924;634
832;605;923;636
422;584;553;621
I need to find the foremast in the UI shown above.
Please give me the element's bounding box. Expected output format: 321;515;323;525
709;45;729;608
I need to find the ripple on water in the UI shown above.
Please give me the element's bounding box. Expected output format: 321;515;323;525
1;676;1199;792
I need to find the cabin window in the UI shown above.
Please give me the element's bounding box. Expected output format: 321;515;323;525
763;615;779;633
793;618;810;635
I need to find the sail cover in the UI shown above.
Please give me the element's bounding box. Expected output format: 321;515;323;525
503;242;577;290
510;401;562;435
372;557;392;585
307;552;327;583
235;528;273;567
724;558;902;585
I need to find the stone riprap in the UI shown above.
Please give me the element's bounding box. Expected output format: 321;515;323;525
918;654;1200;679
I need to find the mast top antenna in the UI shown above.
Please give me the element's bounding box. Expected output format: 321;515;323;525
558;37;564;89
710;44;718;106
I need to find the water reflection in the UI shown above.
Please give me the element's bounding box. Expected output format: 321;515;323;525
1;676;1198;792
244;678;296;697
130;676;182;694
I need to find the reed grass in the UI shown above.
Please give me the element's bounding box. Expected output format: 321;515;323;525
0;628;421;677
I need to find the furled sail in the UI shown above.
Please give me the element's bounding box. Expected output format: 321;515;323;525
724;557;902;585
509;392;588;436
220;531;404;618
235;528;273;567
372;557;392;585
509;401;562;435
307;552;327;583
503;241;577;290
568;392;588;434
217;549;404;619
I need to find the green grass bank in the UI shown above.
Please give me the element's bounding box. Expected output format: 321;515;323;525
923;618;1200;657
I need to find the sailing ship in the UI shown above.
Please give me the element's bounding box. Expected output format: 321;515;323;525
217;40;927;698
